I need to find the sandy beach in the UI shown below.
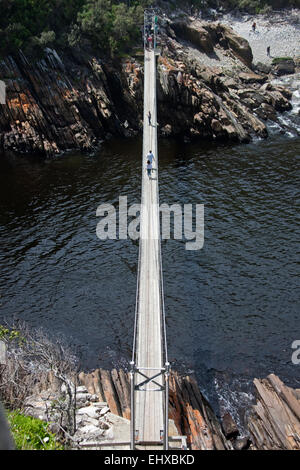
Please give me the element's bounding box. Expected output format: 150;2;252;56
221;9;300;65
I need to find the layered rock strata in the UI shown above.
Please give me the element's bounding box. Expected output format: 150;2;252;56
0;16;294;157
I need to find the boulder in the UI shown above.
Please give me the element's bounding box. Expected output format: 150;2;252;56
172;22;214;54
233;436;251;450
220;25;253;68
272;59;295;76
255;102;277;121
239;72;266;84
255;62;271;75
221;412;239;439
211;118;223;133
77;406;100;419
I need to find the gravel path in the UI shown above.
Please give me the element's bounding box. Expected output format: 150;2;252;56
221;10;300;65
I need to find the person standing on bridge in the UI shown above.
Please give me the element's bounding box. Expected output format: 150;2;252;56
148;110;151;125
147;160;152;178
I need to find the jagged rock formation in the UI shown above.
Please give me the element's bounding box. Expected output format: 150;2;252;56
156;17;292;142
6;365;300;450
0;49;143;156
74;370;300;450
78;369;238;450
0;14;294;157
168;371;234;450
247;374;300;450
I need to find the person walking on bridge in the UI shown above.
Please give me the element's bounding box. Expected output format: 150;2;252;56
147;150;155;165
148;110;151;125
147;160;152;178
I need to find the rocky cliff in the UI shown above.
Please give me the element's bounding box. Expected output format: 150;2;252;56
0;14;295;157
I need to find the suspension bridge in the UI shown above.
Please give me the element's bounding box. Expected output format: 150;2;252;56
129;10;185;451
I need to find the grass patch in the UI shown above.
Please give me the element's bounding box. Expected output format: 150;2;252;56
7;411;64;450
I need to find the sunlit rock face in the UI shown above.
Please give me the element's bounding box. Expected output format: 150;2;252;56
0;14;295;156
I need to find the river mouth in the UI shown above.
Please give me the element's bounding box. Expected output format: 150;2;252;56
0;131;299;429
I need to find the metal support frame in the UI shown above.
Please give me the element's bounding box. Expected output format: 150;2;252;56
144;8;158;52
130;361;171;450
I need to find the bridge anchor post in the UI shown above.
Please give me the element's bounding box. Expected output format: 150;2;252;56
164;361;170;450
130;360;136;450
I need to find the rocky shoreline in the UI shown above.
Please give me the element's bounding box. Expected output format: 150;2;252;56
0;9;298;157
1;321;300;450
18;367;300;450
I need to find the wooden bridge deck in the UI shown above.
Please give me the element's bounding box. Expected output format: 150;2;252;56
134;47;165;449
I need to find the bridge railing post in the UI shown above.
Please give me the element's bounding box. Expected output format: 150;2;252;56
164;361;170;450
130;360;135;450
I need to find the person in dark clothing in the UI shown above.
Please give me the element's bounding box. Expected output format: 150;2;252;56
252;22;256;32
148;111;151;125
267;46;271;57
147;160;152;177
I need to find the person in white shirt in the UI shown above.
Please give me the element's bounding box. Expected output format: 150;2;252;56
147;150;155;164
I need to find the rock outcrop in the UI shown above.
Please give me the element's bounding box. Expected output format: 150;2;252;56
0;14;294;157
247;374;300;450
9;364;300;451
0;49;143;157
24;367;239;450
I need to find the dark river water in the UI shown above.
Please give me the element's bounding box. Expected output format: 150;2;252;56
0;132;299;429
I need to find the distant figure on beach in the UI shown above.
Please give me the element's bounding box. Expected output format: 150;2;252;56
267;46;270;57
252;22;256;32
147;160;152;177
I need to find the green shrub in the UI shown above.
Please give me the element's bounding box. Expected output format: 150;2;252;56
7;411;64;450
0;324;24;343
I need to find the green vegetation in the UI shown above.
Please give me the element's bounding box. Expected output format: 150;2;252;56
7;411;64;450
0;0;298;57
0;324;24;343
272;56;293;64
0;0;151;57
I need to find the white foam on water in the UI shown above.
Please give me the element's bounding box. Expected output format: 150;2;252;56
269;73;300;137
213;375;256;437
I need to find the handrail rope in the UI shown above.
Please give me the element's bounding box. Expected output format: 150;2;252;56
132;231;141;363
133;27;168;367
132;44;148;363
152;47;168;365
